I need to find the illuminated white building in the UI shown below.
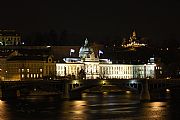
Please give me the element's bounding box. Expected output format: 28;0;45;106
56;38;156;79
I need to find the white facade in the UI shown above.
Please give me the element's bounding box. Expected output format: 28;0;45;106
56;62;156;79
99;64;155;79
56;38;156;79
56;63;84;77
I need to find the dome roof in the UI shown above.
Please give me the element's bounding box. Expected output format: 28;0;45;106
79;38;94;58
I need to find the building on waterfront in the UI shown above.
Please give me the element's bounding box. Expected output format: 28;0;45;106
56;38;156;79
0;37;157;81
0;30;21;46
0;48;56;81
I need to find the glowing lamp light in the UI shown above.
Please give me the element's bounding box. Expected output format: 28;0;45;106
103;91;108;95
34;88;37;91
130;80;137;84
166;89;170;92
126;91;131;94
102;80;106;85
74;80;79;84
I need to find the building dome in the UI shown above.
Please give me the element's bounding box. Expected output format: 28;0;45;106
79;38;94;58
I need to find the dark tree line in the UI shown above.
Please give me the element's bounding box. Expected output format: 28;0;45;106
23;30;84;46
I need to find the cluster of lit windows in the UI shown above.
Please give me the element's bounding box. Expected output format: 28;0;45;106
0;36;21;45
20;68;42;73
0;37;20;40
100;64;155;79
156;67;162;70
21;73;43;79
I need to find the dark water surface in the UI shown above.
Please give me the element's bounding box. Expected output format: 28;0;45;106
0;92;180;120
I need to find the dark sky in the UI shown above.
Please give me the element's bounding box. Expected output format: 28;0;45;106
0;0;180;43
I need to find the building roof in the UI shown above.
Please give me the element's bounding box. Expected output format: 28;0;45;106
7;55;49;61
0;30;21;36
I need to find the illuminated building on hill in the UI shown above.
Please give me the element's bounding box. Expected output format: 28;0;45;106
121;30;146;50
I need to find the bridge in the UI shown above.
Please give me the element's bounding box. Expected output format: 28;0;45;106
0;79;180;101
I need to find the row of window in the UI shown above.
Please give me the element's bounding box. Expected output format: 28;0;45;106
7;64;43;67
0;37;21;41
21;73;43;79
21;68;43;73
104;75;134;79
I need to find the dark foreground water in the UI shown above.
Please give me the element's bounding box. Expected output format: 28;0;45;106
0;91;180;120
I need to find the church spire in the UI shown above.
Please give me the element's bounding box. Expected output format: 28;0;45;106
132;29;136;37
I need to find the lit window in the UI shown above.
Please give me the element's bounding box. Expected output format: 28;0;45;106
40;74;42;78
31;74;33;78
22;74;24;78
27;74;29;78
27;69;29;72
22;69;24;72
37;74;39;78
40;69;43;72
34;74;36;78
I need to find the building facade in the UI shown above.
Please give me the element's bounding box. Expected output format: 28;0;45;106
56;38;156;79
0;38;157;81
0;50;56;81
0;30;21;46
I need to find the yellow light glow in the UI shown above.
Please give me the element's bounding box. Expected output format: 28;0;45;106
0;100;3;105
150;102;166;109
73;80;79;84
126;91;131;94
103;91;108;95
102;80;106;85
166;89;170;92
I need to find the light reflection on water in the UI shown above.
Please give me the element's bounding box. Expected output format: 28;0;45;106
0;100;9;120
0;92;178;120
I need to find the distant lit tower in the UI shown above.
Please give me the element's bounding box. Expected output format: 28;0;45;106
0;30;21;46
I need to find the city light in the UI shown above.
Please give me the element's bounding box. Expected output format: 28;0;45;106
130;80;137;84
126;91;131;94
73;80;79;84
102;80;106;85
166;89;170;92
103;91;108;95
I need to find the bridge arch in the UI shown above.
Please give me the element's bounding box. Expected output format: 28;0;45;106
65;79;141;99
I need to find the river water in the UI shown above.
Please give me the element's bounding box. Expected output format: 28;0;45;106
0;91;180;120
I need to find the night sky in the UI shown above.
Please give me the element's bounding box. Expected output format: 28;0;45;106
0;0;180;43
